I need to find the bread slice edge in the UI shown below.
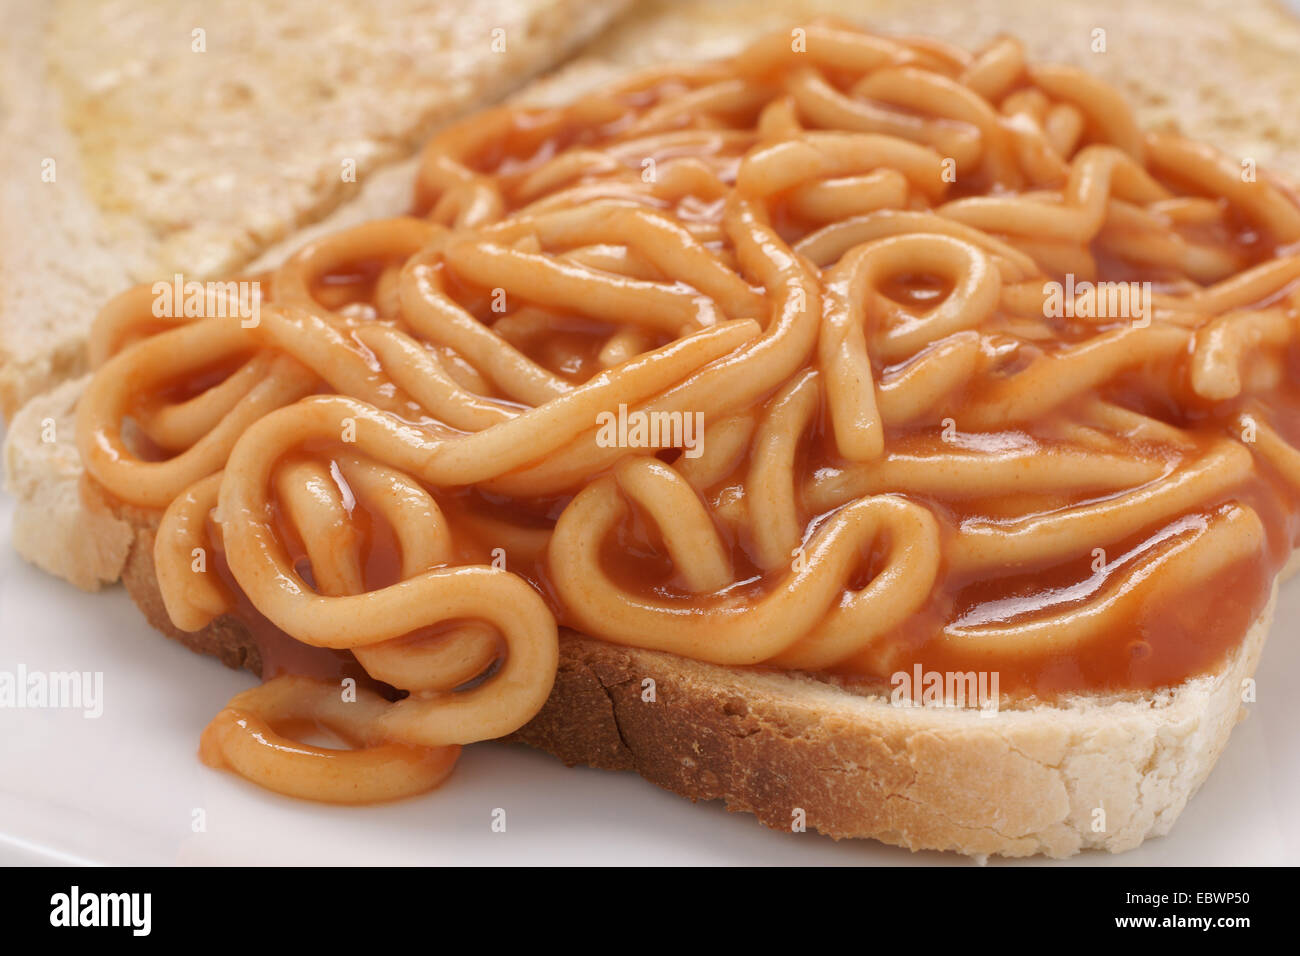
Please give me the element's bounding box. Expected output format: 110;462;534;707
110;500;1281;859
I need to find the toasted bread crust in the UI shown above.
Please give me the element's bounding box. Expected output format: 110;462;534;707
118;505;265;675
2;376;133;590
113;506;1275;858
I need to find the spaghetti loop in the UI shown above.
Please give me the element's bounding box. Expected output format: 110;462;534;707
200;677;461;804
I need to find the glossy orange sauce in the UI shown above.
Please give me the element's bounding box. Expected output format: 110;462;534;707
211;410;1293;700
108;77;1300;703
175;250;1300;702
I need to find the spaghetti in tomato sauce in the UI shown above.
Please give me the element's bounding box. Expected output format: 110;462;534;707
76;24;1300;801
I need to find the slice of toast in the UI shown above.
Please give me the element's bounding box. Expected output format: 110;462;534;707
0;0;630;418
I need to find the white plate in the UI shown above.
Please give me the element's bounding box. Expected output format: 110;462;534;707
1;491;1298;866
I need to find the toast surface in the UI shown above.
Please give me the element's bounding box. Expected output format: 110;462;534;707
0;0;629;416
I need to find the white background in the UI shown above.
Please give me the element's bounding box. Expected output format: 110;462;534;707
1;491;1297;866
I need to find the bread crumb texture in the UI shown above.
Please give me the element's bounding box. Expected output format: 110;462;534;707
506;615;1268;857
2;375;131;590
0;0;629;415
